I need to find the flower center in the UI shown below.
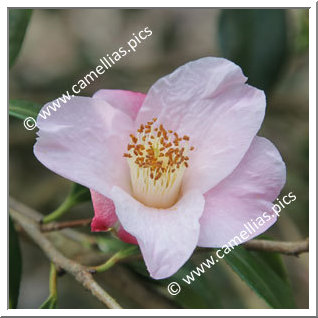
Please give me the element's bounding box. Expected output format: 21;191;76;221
123;118;194;208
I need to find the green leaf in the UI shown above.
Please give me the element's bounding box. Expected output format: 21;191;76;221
9;9;32;68
96;236;133;254
128;258;223;309
40;263;58;309
163;261;223;308
223;246;295;308
252;235;289;282
9;217;22;309
218;9;288;92
42;183;91;223
294;10;309;54
252;249;289;283
9;99;41;120
39;295;57;309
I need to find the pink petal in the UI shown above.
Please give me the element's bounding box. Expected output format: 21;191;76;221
117;225;138;245
110;187;205;279
136;57;265;193
198;136;286;247
90;190;117;231
34;96;133;198
90;190;137;244
93;89;146;120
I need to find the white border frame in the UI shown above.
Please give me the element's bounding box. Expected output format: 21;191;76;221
4;1;316;316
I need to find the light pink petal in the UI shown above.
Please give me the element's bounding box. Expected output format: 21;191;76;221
34;96;133;198
90;190;137;244
198;136;286;247
137;57;265;193
93;89;146;120
110;187;205;279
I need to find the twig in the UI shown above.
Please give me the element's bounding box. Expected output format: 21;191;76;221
9;198;98;248
40;218;92;232
9;207;122;309
9;197;176;309
11;197;309;258
90;246;139;273
49;262;58;297
39;262;58;309
243;238;309;255
38;218;309;257
41;195;75;224
9;197;309;308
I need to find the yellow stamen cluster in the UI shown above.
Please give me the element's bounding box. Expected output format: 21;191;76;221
124;118;192;181
123;118;194;208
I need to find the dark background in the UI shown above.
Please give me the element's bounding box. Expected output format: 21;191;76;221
9;8;309;308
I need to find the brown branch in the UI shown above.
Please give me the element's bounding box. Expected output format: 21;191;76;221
243;238;309;255
10;197;176;309
9;204;121;309
9;197;175;309
38;218;309;256
40;218;92;232
9;197;309;308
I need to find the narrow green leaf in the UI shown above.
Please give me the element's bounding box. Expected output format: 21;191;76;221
252;249;289;284
223;246;295;308
218;9;288;92
163;261;223;309
40;263;58;309
96;236;132;254
294;10;309;54
39;295;57;309
9;99;41;120
42;183;91;224
252;235;289;282
9;217;22;309
9;9;32;68
128;258;223;309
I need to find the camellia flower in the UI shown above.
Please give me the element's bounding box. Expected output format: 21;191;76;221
34;57;286;279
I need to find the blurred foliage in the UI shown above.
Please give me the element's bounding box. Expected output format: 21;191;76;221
160;19;180;53
9;217;22;309
9;9;32;68
96;236;133;254
42;183;91;223
294;10;309;54
224;246;295;308
219;9;288;93
128;258;224;309
9;8;308;309
126;240;296;309
9;100;41;120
